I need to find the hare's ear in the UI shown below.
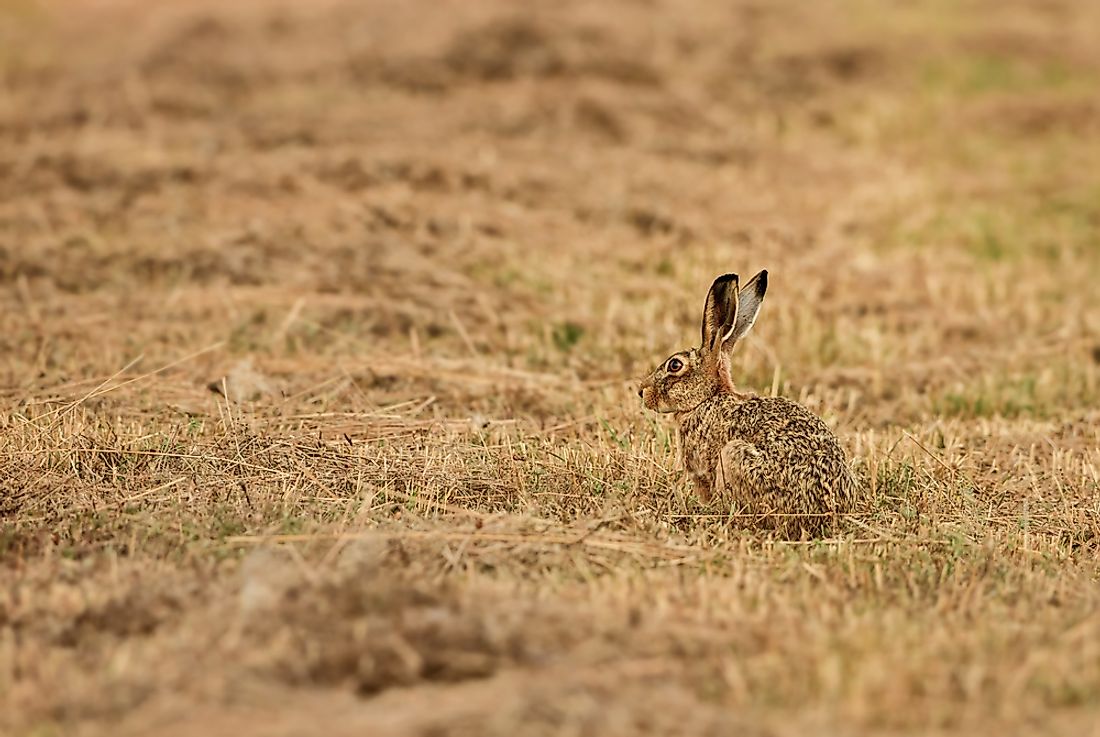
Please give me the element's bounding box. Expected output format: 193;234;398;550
701;273;739;352
729;269;768;342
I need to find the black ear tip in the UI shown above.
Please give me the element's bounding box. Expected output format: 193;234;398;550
757;269;769;292
715;272;739;286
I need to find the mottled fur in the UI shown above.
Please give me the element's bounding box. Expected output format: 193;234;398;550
639;270;856;538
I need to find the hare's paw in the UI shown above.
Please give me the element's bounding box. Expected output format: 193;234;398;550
690;471;714;503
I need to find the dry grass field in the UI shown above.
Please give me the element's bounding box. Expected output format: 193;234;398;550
2;0;1100;734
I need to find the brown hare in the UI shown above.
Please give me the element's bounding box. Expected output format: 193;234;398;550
638;270;856;537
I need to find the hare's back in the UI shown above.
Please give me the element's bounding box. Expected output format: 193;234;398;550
724;395;844;458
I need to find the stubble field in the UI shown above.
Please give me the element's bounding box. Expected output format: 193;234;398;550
2;0;1100;734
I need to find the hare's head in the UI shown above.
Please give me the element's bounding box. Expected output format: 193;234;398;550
638;270;767;413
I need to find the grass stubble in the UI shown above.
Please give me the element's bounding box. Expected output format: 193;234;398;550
1;0;1099;734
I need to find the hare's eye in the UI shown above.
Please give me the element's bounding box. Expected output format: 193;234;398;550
666;357;684;373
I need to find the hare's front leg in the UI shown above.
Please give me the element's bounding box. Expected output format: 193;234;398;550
682;449;716;503
690;470;714;503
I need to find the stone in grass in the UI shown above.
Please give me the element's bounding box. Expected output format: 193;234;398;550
208;358;279;403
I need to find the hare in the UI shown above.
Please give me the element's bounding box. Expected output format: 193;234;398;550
638;270;856;537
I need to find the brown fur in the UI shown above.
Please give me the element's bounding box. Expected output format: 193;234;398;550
639;271;857;538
